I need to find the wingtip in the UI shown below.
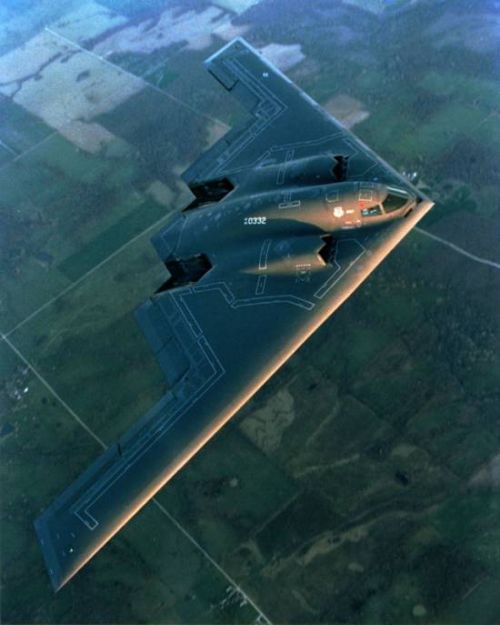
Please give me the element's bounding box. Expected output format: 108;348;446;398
203;36;255;67
34;514;66;592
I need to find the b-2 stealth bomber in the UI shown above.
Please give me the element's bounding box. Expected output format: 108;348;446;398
35;37;433;590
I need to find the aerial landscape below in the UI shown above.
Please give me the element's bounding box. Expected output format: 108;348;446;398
0;1;499;624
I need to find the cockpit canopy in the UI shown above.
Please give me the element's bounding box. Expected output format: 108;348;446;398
383;189;410;213
362;187;411;217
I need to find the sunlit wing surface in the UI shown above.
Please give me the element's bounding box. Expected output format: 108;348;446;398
35;38;433;591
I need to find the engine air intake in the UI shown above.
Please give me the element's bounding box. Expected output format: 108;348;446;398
156;254;212;292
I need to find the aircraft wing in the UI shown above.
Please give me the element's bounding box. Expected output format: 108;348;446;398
34;38;433;592
34;202;431;592
182;37;418;199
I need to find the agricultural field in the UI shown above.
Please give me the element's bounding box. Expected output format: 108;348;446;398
1;0;499;623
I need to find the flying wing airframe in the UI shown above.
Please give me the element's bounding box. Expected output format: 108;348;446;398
34;37;434;591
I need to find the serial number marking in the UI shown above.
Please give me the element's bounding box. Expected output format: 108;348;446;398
244;216;267;225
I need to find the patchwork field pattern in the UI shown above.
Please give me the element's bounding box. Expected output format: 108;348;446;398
1;0;499;624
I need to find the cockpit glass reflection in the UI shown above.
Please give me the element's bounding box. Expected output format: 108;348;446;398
361;205;383;217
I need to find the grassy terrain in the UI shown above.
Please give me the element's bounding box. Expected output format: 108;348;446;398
0;96;54;154
8;225;170;443
0;90;203;331
1;0;499;623
0;335;260;624
95;86;219;185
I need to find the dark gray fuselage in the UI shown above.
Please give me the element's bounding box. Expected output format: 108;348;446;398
163;179;414;282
